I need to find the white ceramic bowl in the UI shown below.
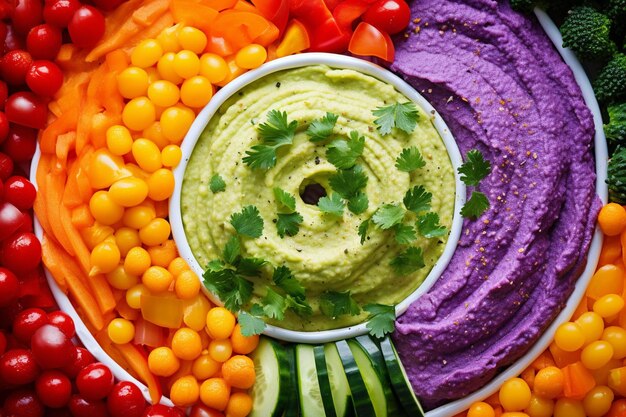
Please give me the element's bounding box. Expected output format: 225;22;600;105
427;9;609;417
169;52;466;344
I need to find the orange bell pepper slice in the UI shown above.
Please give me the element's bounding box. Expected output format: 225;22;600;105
276;19;310;57
348;21;394;62
210;10;279;49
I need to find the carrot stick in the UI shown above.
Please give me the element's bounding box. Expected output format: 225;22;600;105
45;171;76;257
40;234;68;291
87;274;117;314
40;108;79;155
55;131;76;170
132;0;171;26
116;343;163;403
34;154;54;238
95;329;140;380
70;205;95;229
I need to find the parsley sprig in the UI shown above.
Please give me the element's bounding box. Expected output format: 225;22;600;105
320;291;360;318
327;165;369;215
230;205;264;238
243;110;298;170
458;149;492;219
307;112;338;142
273;188;302;238
327;131;365;169
363;304;396;339
373;102;419;135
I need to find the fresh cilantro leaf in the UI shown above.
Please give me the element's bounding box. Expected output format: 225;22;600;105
372;102;419;135
394;224;417;244
358;219;370;245
395;147;425;172
261;287;286;321
403;185;432;214
417;212;447;238
258;109;298;147
318;193;344;217
273;187;296;212
206;259;225;272
276;212;303;238
307;112;338;142
210;174;226;193
319;291;361;318
238;311;266;336
329;165;368;199
372;204;406;230
223;236;240;264
347;192;369;214
230;205;264;238
326;131;365;169
250;303;265;317
203;269;254;312
458;149;491;186
236;258;266;277
243;145;278;170
390;247;425;275
243;110;297;169
273;266;305;299
285;295;313;317
461;191;490;219
364;304;396;339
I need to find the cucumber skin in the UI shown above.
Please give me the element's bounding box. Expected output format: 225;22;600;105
378;336;425;417
335;340;377;417
283;344;300;417
249;337;291;417
314;345;338;417
354;336;405;417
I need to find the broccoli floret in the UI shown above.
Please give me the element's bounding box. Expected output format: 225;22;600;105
607;147;626;204
607;0;626;20
594;54;626;103
560;6;614;60
605;103;626;145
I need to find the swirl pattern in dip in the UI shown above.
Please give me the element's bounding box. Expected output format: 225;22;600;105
181;65;455;331
391;0;601;407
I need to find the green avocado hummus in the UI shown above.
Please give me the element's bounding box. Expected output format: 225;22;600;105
181;65;455;331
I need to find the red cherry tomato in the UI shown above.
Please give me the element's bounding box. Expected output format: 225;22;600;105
189;404;225;417
68;6;105;49
47;311;76;338
333;0;370;31
31;324;74;369
76;363;115;400
0;152;13;180
0;202;25;241
5;92;48;130
2;124;38;162
0;267;19;307
4;26;26;53
361;0;410;35
0;81;7;109
69;395;109;417
607;399;626;417
35;370;73;408
3;389;44;417
0;112;9;144
0;349;40;385
61;346;95;378
12;0;44;35
3;176;36;210
26;60;63;97
1;50;33;85
0;232;42;274
348;21;394;61
107;381;147;417
143;404;186;417
26;24;62;60
12;307;48;344
43;0;81;28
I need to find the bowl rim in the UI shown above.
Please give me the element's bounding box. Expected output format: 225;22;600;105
425;9;608;416
168;52;466;343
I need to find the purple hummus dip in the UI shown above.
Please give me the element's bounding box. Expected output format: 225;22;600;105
391;0;601;408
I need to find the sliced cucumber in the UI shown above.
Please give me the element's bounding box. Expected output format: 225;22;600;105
378;336;425;417
347;340;387;417
283;344;300;417
314;345;338;417
323;344;355;417
353;336;404;416
336;340;376;417
249;337;291;417
296;344;326;417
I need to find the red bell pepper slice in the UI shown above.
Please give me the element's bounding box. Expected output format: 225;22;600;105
289;0;350;53
348;21;394;62
251;0;289;33
333;0;370;31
